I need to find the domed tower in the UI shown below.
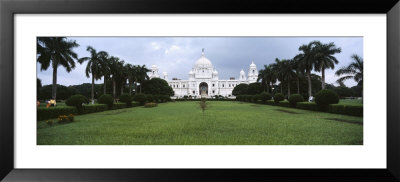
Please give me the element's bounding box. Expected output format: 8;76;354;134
248;61;258;83
188;69;195;81
193;48;214;79
162;72;168;80
149;64;160;79
212;69;218;80
239;69;246;81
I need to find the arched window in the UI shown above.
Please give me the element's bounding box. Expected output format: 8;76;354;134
253;70;255;74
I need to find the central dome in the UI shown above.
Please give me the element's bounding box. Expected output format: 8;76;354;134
194;49;213;68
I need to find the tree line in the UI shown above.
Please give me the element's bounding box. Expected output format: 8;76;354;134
257;40;363;98
37;37;158;103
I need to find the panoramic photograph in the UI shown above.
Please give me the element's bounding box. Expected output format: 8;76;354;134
36;37;363;145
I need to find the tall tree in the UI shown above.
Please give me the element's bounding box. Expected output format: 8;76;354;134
99;51;110;95
125;63;136;96
294;41;318;97
135;65;150;93
272;58;285;94
281;59;297;96
37;37;79;100
335;54;363;97
291;56;304;94
314;41;341;89
257;64;276;93
78;46;108;104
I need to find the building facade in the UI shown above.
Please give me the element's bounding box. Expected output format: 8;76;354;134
148;49;258;98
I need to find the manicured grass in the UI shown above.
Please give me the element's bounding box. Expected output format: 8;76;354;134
37;101;363;145
339;99;363;105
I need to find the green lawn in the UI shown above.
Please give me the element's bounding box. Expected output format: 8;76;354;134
37;101;363;145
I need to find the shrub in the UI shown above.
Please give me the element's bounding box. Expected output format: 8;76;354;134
113;103;127;110
259;92;272;103
65;94;89;113
328;104;345;115
144;102;158;108
288;94;304;107
119;94;132;107
266;100;275;105
154;95;162;103
162;95;171;102
37;106;78;121
252;95;260;103
82;104;108;114
274;93;284;104
98;94;114;109
245;95;253;102
315;89;339;107
133;94;147;105
278;101;290;107
145;94;154;102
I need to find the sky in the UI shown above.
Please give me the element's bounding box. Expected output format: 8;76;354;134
37;37;363;87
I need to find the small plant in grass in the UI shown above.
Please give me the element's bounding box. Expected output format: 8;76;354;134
288;94;304;107
58;114;74;124
65;94;89;113
259;92;272;103
315;89;339;107
274;93;284;104
144;102;158;108
199;98;207;115
98;94;114;109
133;94;147;105
119;94;132;107
46;120;54;126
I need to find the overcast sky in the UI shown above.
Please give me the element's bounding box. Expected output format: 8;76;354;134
37;37;363;87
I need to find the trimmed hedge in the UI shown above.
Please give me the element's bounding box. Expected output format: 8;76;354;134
296;102;320;111
113;103;127;110
265;100;275;105
37;106;78;121
119;94;132;107
329;104;363;117
98;94;114;109
277;101;290;107
82;104;108;114
315;89;339;107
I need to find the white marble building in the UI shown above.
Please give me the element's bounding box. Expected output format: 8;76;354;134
148;49;258;98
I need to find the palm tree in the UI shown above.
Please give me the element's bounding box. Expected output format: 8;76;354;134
291;56;304;94
335;54;363;97
108;56;122;100
125;63;136;96
294;41;318;98
135;65;150;93
37;37;79;100
314;41;341;89
281;59;297;96
99;52;110;95
272;58;285;94
258;64;277;93
78;46;108;104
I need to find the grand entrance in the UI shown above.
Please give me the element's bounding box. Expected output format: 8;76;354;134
199;82;208;97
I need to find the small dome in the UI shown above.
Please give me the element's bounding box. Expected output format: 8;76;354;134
240;69;245;74
189;70;194;74
213;70;218;74
250;61;256;68
194;49;213;68
162;72;168;76
151;64;158;69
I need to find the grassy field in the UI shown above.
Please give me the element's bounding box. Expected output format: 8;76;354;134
37;101;363;145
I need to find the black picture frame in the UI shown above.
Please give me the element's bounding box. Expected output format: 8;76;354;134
1;0;400;181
